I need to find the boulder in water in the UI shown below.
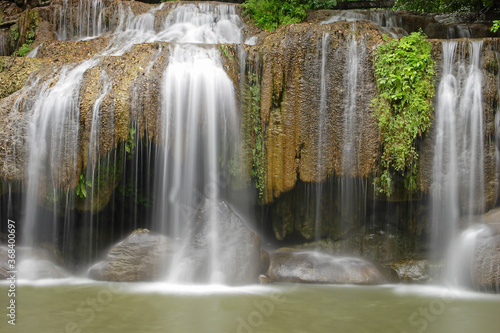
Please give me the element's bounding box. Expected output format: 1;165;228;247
88;229;173;282
268;250;387;284
177;199;261;285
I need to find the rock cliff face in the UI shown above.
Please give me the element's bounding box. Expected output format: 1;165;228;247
255;22;383;204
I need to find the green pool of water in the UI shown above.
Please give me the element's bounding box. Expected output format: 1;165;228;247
0;280;499;333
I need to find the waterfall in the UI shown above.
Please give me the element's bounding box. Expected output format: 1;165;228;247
444;224;491;288
22;59;100;249
313;33;330;240
431;41;485;257
149;4;242;284
321;10;406;37
56;0;106;40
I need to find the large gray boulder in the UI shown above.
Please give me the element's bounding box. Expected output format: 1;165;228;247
178;199;261;285
268;250;387;284
88;229;173;282
472;224;500;292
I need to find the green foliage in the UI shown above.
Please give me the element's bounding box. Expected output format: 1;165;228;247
76;174;92;199
119;183;152;208
17;44;33;57
14;10;40;57
249;74;266;198
220;44;233;61
125;126;136;156
372;32;435;197
491;20;500;33
393;0;492;13
243;0;341;31
9;25;19;46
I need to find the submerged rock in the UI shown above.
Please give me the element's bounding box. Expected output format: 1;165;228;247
382;258;434;283
268;250;387;284
180;199;261;285
88;229;173;282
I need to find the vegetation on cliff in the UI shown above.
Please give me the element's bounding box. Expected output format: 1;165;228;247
372;32;434;197
393;0;495;13
242;0;336;31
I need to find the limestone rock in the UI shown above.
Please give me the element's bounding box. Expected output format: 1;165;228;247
383;258;434;283
268;250;387;284
88;229;173;282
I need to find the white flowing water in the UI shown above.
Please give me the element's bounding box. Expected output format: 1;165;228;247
149;4;243;284
431;41;485;263
20;2;248;280
321;10;406;37
22;59;100;249
444;224;492;288
313;33;330;240
56;0;106;40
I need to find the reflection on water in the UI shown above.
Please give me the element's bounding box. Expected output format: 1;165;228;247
0;282;499;333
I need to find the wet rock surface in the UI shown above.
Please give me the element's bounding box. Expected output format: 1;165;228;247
88;229;174;282
268;250;387;284
382;258;434;283
472;224;500;292
0;245;69;279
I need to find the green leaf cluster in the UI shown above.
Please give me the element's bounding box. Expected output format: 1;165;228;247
125;126;136;156
393;0;492;13
491;20;500;33
242;0;336;31
76;174;92;199
372;32;435;197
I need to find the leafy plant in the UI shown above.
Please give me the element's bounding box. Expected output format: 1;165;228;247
17;44;33;57
491;20;500;33
220;44;233;60
125;126;136;155
243;0;307;31
393;0;492;13
76;174;92;199
372;32;435;196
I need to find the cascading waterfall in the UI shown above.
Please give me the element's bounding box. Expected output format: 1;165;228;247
55;0;106;40
81;71;112;261
322;10;406;37
22;59;99;251
13;0;248;281
149;4;243;284
338;31;370;239
431;41;486;264
313;33;330;240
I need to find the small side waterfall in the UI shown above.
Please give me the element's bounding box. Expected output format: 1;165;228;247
55;0;106;40
313;33;330;240
431;41;485;257
22;59;100;249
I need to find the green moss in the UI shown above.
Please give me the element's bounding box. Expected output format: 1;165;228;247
249;73;266;199
372;32;435;197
